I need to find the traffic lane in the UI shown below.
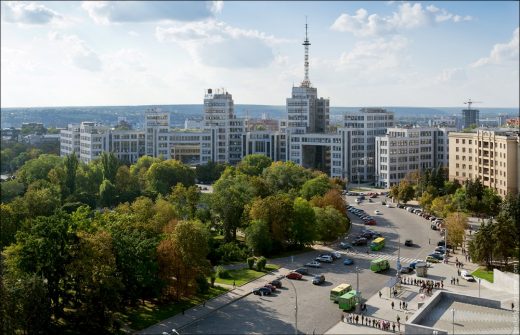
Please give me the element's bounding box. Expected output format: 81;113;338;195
184;254;395;334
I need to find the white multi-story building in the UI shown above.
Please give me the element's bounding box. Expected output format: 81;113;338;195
343;108;395;183
60;124;81;157
375;127;454;187
145;109;170;158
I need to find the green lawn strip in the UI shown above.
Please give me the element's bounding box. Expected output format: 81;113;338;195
121;286;228;331
471;267;494;283
214;264;280;286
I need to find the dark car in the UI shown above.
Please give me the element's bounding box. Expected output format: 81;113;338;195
397;204;405;209
264;284;277;292
360;232;374;239
253;287;272;296
340;241;353;249
353;238;368;246
269;279;282;288
428;253;444;260
286;272;303;280
400;266;413;274
293;267;309;276
312;274;325;285
430;224;438;230
404;239;413;247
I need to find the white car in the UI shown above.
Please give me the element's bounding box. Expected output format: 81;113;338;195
386;204;393;208
374;210;382;215
306;261;321;268
315;255;333;263
461;271;476;282
332;251;342;259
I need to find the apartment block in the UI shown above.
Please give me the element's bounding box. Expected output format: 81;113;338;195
375;127;454;188
449;129;520;197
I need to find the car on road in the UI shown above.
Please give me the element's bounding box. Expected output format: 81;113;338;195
400;266;413;274
397;204;405;209
428;253;444;260
269;279;282;288
264;284;277;292
331;251;342;259
286;272;303;280
404;239;413;247
340;241;353;249
386;203;393;208
461;271;476;282
316;255;333;263
374;210;382;215
306;261;321;268
312;274;325;285
355;199;361;204
426;256;440;263
343;258;354;265
253;287;272;295
364;219;377;225
409;260;425;269
293;267;309;275
352;237;368;246
434;248;445;254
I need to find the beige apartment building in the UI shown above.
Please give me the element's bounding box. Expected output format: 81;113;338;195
448;129;520;197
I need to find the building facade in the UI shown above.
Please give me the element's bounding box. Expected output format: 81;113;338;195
375;127;454;188
462;108;479;129
448;129;519;197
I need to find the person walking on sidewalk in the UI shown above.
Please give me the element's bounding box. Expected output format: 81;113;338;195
233;280;236;288
391;301;395;309
379;290;382;298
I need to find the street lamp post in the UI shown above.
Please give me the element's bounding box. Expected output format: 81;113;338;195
478;278;481;298
355;266;361;313
286;278;298;335
451;308;455;334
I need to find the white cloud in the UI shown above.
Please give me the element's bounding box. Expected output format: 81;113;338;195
1;1;62;25
48;32;102;72
81;1;220;25
156;20;281;68
435;67;467;83
331;2;472;37
471;27;519;67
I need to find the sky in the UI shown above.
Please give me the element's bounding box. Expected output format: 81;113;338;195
1;1;519;108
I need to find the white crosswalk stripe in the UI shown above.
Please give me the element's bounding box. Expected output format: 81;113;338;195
344;250;420;265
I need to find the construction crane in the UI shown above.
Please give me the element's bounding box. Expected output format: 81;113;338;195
464;99;483;110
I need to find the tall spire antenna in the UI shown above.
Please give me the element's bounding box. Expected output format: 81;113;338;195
302;16;311;87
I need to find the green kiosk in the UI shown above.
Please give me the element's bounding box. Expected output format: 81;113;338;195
338;290;358;311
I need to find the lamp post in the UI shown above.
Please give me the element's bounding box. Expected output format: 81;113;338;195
287;278;298;335
355;266;361;313
478;278;481;298
451;308;455;334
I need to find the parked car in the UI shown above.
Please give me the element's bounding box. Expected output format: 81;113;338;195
332;251;342;259
293;268;309;276
400;266;413;274
264;284;277;292
430;224;438;230
370;194;378;198
269;279;282;288
409;260;424;269
312;274;325;285
434;247;446;254
253;287;272;295
340;241;353;249
286;272;303;280
426;256;440;263
386;203;393;208
343;258;354;265
461;271;476;282
429;252;444;260
306;261;321;268
397;204;405;208
353;238;368;246
364;219;377;226
404;239;413;247
316;255;333;263
374;210;382;215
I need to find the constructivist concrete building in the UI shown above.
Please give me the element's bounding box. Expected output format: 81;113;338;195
375;127;454;188
448;128;520;197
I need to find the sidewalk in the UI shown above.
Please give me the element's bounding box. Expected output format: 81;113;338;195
136;267;290;335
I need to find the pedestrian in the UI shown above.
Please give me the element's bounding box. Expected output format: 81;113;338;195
398;323;401;332
372;319;375;327
441;280;444;289
391;301;394;309
233;280;236;288
356;315;359;324
362;315;364;324
406;315;409;322
203;300;206;307
512;302;515;311
456;278;459;285
397;315;401;323
392;322;396;332
379;290;382;298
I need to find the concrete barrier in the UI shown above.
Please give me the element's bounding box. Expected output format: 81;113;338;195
493;269;519;293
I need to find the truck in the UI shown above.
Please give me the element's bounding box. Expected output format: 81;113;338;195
370;258;390;272
338;290;358;311
330;283;352;302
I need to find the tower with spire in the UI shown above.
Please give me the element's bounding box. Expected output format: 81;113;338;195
286;20;329;134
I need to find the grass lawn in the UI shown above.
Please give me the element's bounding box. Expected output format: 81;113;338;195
121;286;228;331
214;264;280;286
471;267;494;283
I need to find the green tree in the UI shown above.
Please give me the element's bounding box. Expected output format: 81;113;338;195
492;215;517;266
249;193;293;249
0;180;25;203
146;159;195;196
195;161;227;184
290;197;316;247
419;191;435;212
245;220;272;256
99;179;117;208
23;183;61;218
430;195;455;218
468;220;494;268
100;152;120;183
211;169;254;242
16;154;62;186
314;206;348;242
64;153;79;196
397;180;415;204
168;183;200;220
481;188;502;216
300;174;331;200
236;154;272;176
262;161;313;194
115;165;140;203
445;212;468;249
310;189;348;217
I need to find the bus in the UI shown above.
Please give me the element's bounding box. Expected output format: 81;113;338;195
330;283;352;302
370;237;385;251
370;258;390;272
338;290;358;311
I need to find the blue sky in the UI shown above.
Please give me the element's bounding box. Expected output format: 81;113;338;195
1;1;518;108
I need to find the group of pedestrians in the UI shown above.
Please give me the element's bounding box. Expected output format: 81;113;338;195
401;277;443;295
455;257;464;269
344;314;399;332
451;277;459;285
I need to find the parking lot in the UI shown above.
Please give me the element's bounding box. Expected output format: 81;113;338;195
181;194;443;334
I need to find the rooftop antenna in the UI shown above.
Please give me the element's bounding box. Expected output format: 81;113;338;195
464;98;482;110
301;16;311;87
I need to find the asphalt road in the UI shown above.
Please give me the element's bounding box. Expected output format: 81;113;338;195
180;196;438;334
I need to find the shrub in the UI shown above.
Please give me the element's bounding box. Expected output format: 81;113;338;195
215;265;231;279
210;272;216;287
216;242;247;263
196;274;209;294
256;256;267;272
247;257;255;270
